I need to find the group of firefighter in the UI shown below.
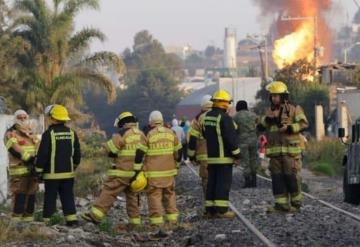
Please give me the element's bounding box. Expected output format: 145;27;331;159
4;80;308;228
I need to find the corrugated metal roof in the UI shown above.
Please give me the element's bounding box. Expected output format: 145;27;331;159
178;83;219;106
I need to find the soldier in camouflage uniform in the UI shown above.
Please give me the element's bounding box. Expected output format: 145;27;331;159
233;100;259;188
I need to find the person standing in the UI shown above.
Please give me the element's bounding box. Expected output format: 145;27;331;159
257;81;308;212
188;95;213;195
135;111;182;226
35;105;81;226
4;110;39;221
82;112;146;227
201;90;241;219
233;100;259;188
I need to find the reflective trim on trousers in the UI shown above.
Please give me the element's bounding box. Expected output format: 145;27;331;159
214;200;229;207
43;172;75;179
166;213;179;222
150;216;164;225
129;217;141;225
145;169;178;178
207;157;234;164
107;169;135;177
133;163;143;171
205;200;214;207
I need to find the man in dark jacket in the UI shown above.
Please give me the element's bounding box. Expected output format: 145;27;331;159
202;90;241;219
36;104;81;226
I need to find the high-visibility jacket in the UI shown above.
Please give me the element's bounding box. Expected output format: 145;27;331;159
201;107;241;164
188;111;208;161
105;124;146;181
137;125;182;188
35;124;81;180
4;125;39;177
260;103;309;158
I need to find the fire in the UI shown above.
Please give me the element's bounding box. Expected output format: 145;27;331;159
273;21;314;69
267;0;332;72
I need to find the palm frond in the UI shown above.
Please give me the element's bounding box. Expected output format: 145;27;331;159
69;28;105;53
77;51;125;74
75;68;116;103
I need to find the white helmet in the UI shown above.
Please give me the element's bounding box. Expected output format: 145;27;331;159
149;110;163;124
44;105;54;116
201;95;213;110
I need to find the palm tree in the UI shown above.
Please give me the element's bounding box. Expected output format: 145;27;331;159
13;0;124;113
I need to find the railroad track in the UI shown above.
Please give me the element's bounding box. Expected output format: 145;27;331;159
184;162;360;246
184;162;276;247
235;166;360;223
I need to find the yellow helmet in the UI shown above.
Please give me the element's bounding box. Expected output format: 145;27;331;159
130;171;147;193
114;111;134;127
212;89;232;102
266;81;289;94
50;105;70;121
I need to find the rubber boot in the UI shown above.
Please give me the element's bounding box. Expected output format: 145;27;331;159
216;211;236;219
242;175;251;188
249;174;257;188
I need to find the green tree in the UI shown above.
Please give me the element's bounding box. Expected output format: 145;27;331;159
0;0;28;111
87;30;184;132
12;0;124;113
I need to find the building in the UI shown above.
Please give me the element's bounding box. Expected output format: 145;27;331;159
176;77;261;119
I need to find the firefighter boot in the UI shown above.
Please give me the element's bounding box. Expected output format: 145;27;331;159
242;175;251;188
216;211;236;219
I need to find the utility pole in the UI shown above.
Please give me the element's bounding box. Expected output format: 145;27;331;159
247;34;269;82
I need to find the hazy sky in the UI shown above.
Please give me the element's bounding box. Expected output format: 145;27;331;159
75;0;357;53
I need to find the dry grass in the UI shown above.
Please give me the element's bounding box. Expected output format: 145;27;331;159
0;217;56;243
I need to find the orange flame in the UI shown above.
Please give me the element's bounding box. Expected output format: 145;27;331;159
270;0;332;72
273;21;314;69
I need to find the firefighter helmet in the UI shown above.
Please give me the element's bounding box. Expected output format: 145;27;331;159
130;171;147;192
50;105;71;121
266;81;289;94
212;90;232;102
114;111;135;127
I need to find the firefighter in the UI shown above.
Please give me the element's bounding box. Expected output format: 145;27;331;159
188;95;213;195
257;81;308;212
35;105;81;226
201;90;241;219
233;100;259;188
135;111;182;226
82;112;147;227
4;110;39;221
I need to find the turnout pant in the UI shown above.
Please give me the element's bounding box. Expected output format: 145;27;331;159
269;155;302;207
43;178;77;223
198;160;208;196
91;177;140;225
205;164;233;214
10;176;38;221
147;182;178;225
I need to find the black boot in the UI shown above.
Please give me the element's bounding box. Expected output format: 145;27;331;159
249;174;257;188
242;175;251;188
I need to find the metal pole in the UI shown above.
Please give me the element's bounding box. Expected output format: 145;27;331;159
265;36;269;79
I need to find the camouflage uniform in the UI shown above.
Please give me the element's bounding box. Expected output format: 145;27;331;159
233;110;258;187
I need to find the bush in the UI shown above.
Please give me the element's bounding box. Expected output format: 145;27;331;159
304;138;346;176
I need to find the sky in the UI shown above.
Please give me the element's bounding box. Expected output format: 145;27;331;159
75;0;358;54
